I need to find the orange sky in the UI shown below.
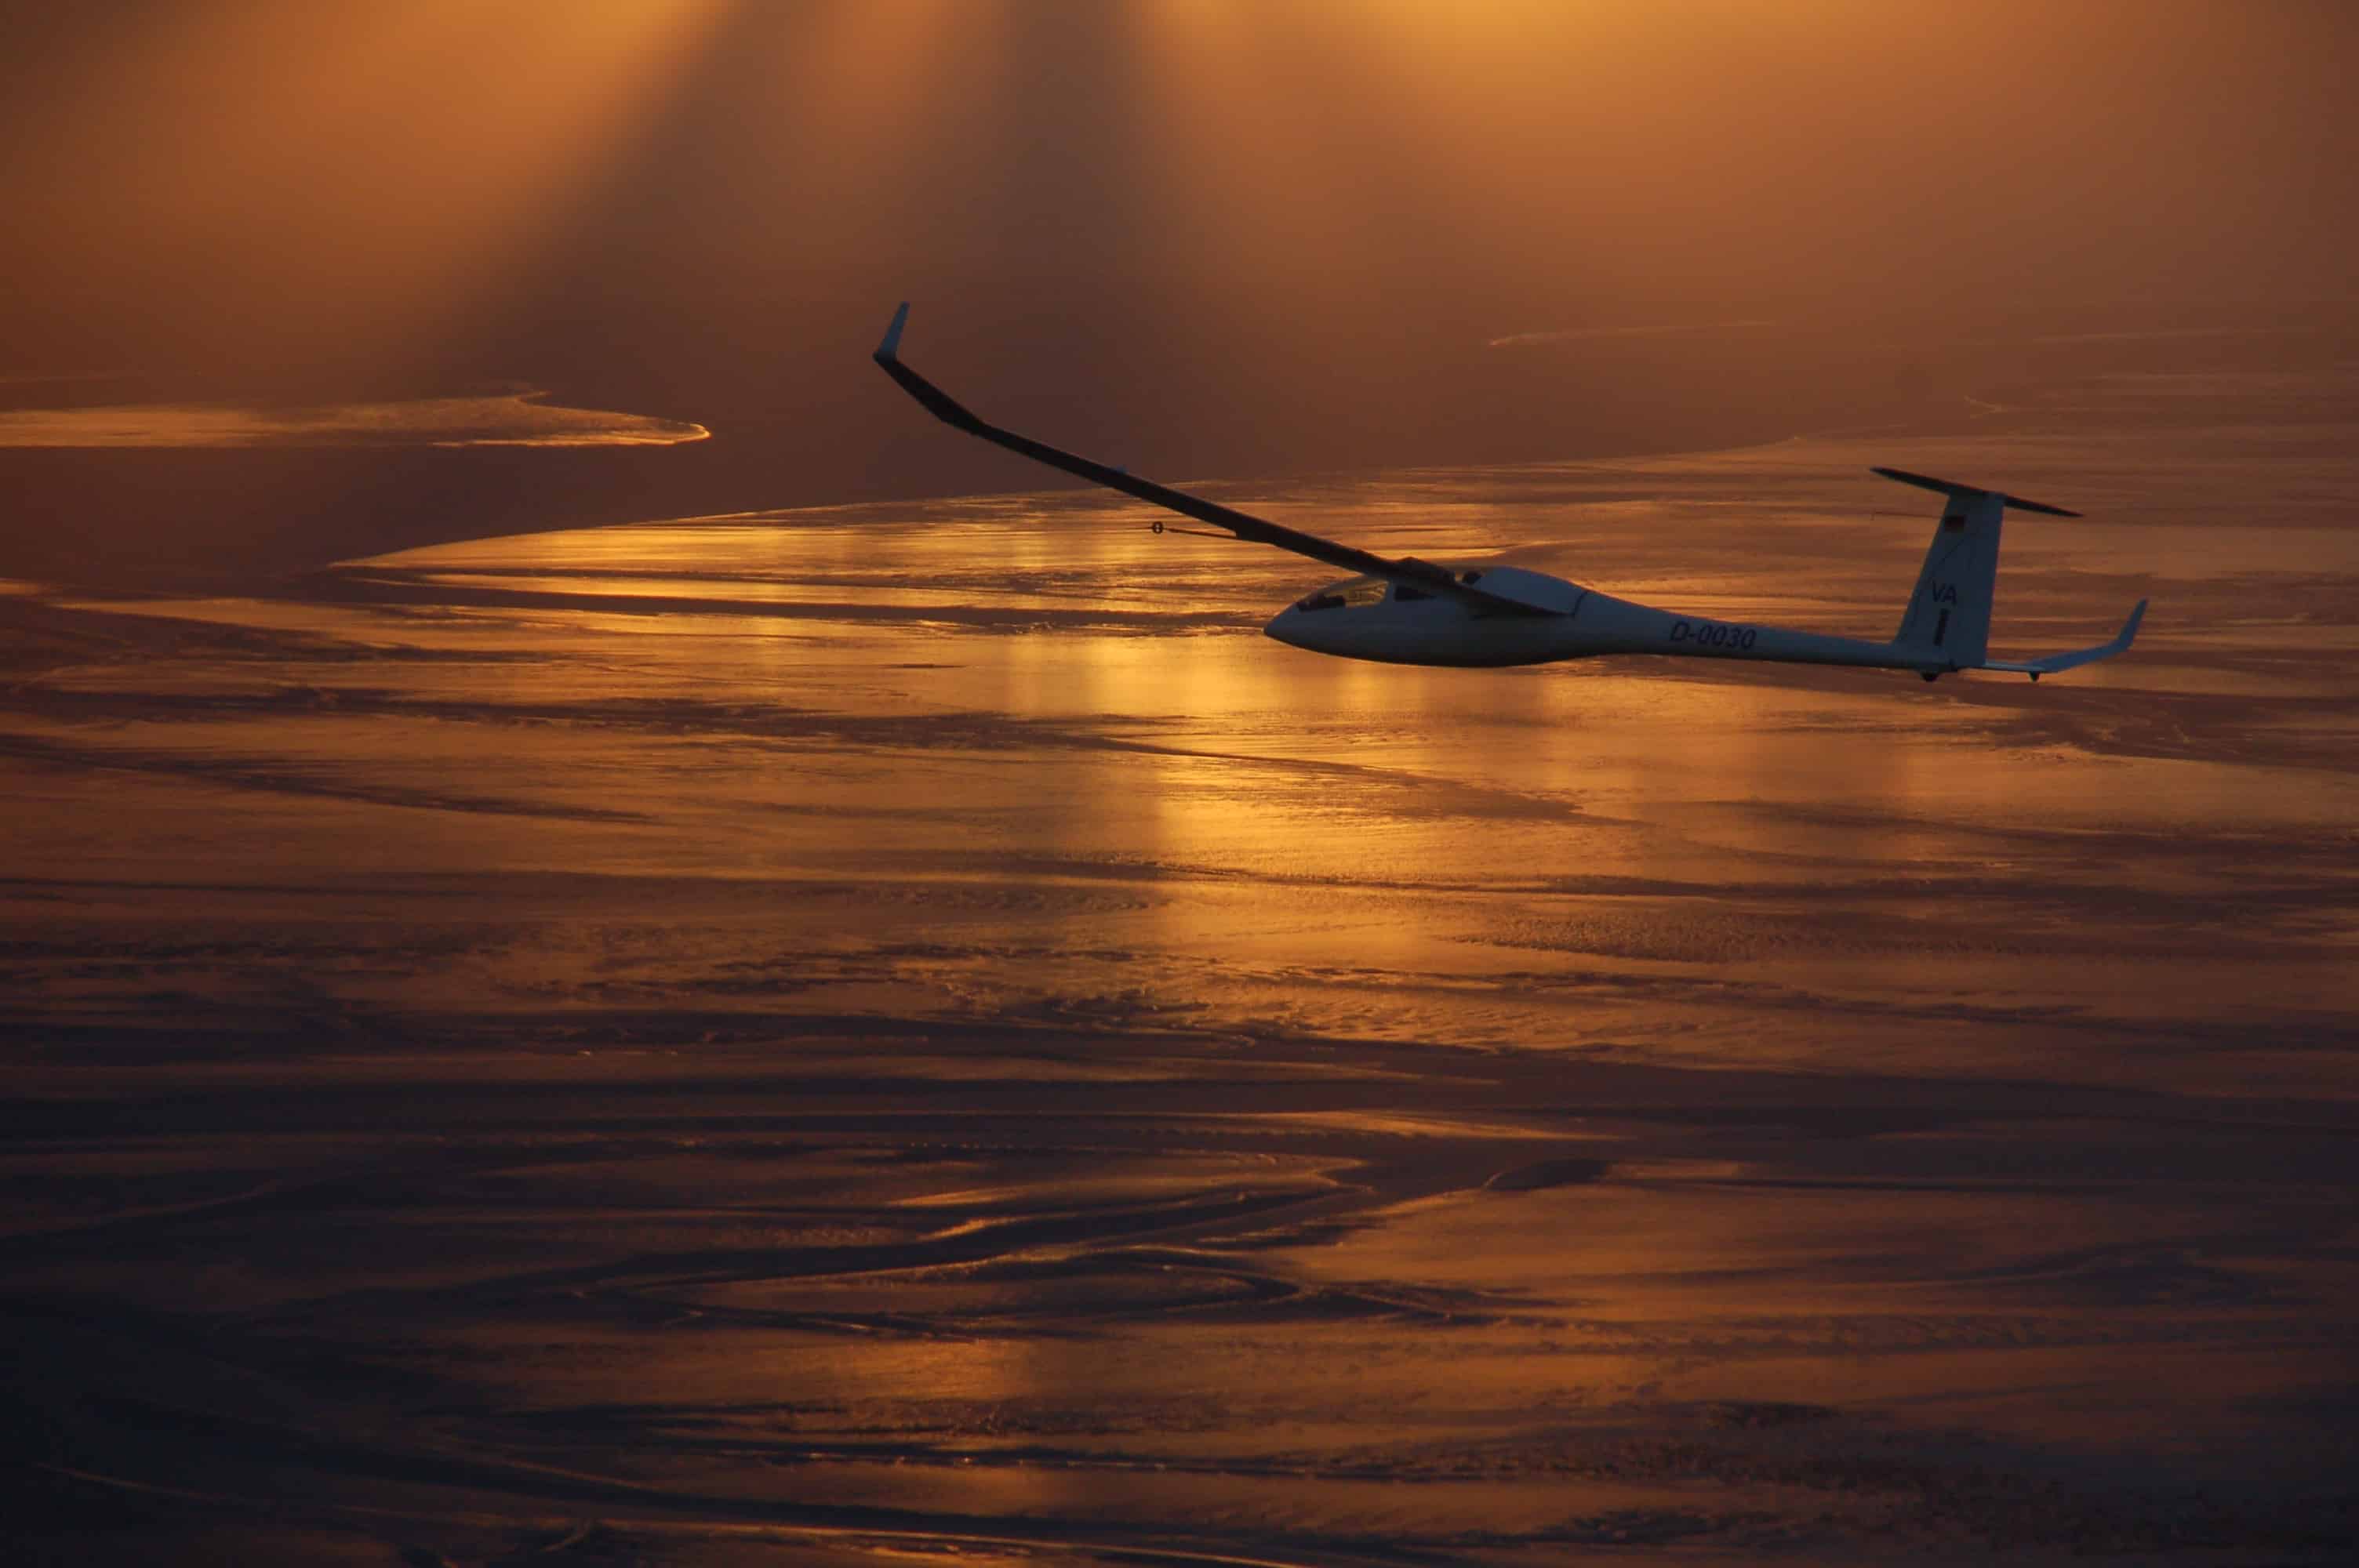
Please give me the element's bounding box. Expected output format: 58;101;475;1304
2;1;2354;522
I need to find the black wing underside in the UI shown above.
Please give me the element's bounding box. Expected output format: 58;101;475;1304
872;304;1557;619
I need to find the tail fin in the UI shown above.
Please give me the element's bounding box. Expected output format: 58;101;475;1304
1875;468;2078;670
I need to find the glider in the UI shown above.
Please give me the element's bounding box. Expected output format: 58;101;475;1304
874;303;2143;681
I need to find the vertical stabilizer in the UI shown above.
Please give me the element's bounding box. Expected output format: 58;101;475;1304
1874;468;2075;670
1892;488;2005;666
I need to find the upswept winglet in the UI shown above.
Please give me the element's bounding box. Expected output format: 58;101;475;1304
1979;599;2147;681
875;300;910;363
870;304;1558;619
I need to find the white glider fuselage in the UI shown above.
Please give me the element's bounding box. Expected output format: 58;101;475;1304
1265;565;1924;673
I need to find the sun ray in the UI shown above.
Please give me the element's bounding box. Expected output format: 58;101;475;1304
14;2;735;386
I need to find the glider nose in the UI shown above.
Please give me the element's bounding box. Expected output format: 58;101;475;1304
1263;604;1307;649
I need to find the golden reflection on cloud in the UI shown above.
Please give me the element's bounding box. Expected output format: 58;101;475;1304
0;394;709;449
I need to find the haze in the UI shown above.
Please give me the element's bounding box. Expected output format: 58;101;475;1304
5;0;2358;577
4;6;2355;1566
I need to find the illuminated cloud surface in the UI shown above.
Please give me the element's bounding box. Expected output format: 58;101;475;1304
0;393;709;449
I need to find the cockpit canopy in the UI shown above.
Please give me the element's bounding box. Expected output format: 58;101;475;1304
1292;568;1486;613
1292;577;1387;613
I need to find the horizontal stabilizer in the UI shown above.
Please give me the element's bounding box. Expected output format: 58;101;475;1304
1979;599;2146;679
1871;466;2080;517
